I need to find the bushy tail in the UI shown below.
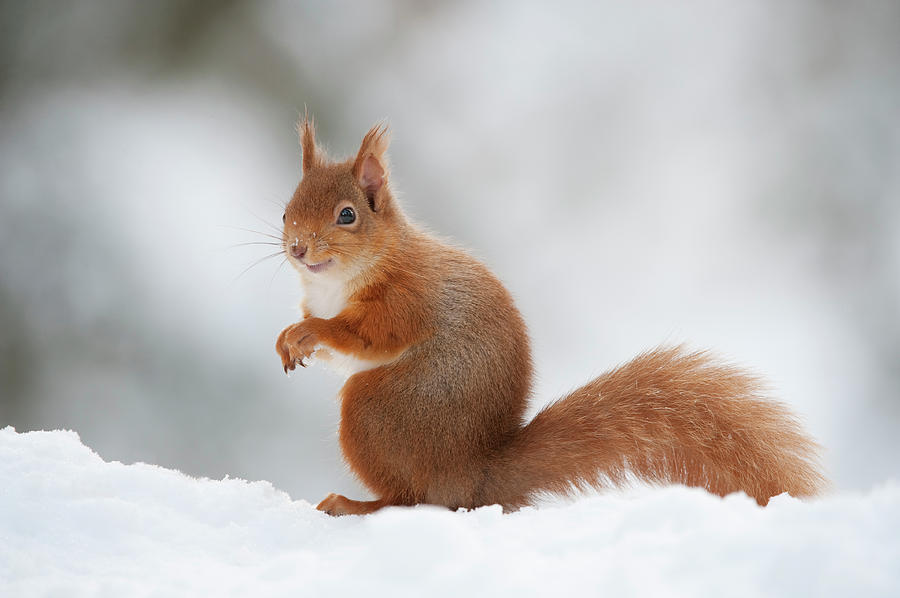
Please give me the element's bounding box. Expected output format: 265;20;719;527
481;346;826;509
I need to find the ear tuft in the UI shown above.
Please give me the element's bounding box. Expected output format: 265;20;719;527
298;110;319;173
352;122;391;211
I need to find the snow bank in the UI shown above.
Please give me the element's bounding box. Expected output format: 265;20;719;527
1;427;897;597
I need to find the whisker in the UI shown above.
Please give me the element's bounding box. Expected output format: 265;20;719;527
229;241;283;249
258;195;290;211
235;250;284;281
245;208;284;236
270;256;289;288
219;225;284;242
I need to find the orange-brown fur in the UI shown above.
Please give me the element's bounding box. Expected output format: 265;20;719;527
275;119;826;516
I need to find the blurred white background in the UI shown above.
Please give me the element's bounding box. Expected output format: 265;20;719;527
1;0;898;502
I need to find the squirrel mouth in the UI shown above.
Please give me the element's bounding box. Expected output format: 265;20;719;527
305;258;334;274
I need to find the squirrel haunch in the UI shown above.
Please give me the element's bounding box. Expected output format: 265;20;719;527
274;119;826;516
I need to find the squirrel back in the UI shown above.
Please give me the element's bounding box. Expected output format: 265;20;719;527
275;119;826;515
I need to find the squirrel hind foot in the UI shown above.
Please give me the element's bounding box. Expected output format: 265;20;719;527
315;493;388;516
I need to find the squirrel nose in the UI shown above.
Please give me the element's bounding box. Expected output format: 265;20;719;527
291;244;307;260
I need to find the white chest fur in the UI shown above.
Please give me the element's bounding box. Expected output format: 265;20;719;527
302;272;349;319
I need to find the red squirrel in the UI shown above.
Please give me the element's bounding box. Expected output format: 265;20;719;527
275;118;826;516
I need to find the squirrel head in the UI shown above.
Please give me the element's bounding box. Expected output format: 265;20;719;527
283;117;400;279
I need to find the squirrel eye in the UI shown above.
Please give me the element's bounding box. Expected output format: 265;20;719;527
282;213;286;223
337;207;356;225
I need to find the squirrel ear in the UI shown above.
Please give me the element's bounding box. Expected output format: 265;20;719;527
352;122;390;211
298;113;318;173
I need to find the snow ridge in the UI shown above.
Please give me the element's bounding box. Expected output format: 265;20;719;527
1;427;897;597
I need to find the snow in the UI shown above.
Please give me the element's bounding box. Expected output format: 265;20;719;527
1;427;898;597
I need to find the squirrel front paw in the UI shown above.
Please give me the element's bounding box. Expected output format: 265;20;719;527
276;322;320;373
